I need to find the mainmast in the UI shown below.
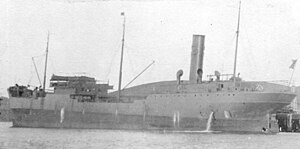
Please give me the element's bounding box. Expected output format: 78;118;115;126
118;12;126;102
233;0;241;86
42;32;50;96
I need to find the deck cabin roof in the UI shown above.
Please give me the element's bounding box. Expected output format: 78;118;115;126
50;74;95;82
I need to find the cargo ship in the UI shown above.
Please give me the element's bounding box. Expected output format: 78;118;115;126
7;2;296;133
7;34;296;133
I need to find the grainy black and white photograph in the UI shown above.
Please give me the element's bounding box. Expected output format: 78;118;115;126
0;0;300;148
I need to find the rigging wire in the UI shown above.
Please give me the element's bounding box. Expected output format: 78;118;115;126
49;55;56;75
104;41;121;80
27;61;34;85
125;45;135;75
32;57;43;86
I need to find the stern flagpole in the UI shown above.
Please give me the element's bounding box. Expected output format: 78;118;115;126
288;59;297;86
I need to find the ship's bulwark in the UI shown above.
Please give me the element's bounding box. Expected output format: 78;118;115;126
9;92;296;132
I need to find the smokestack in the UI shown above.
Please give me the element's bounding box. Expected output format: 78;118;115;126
189;35;205;83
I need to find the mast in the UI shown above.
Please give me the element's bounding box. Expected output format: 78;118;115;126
118;12;126;102
42;32;50;96
233;0;241;86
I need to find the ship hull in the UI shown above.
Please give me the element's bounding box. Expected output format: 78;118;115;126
0;97;11;122
11;109;278;133
9;92;295;133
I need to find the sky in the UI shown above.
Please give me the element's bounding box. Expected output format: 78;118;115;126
0;0;300;96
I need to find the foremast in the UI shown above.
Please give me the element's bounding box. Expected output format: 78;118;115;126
42;32;50;96
233;0;241;86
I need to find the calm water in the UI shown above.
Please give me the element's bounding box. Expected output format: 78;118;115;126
1;122;300;149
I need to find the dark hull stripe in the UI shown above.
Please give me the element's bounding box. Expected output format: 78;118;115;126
11;109;279;133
